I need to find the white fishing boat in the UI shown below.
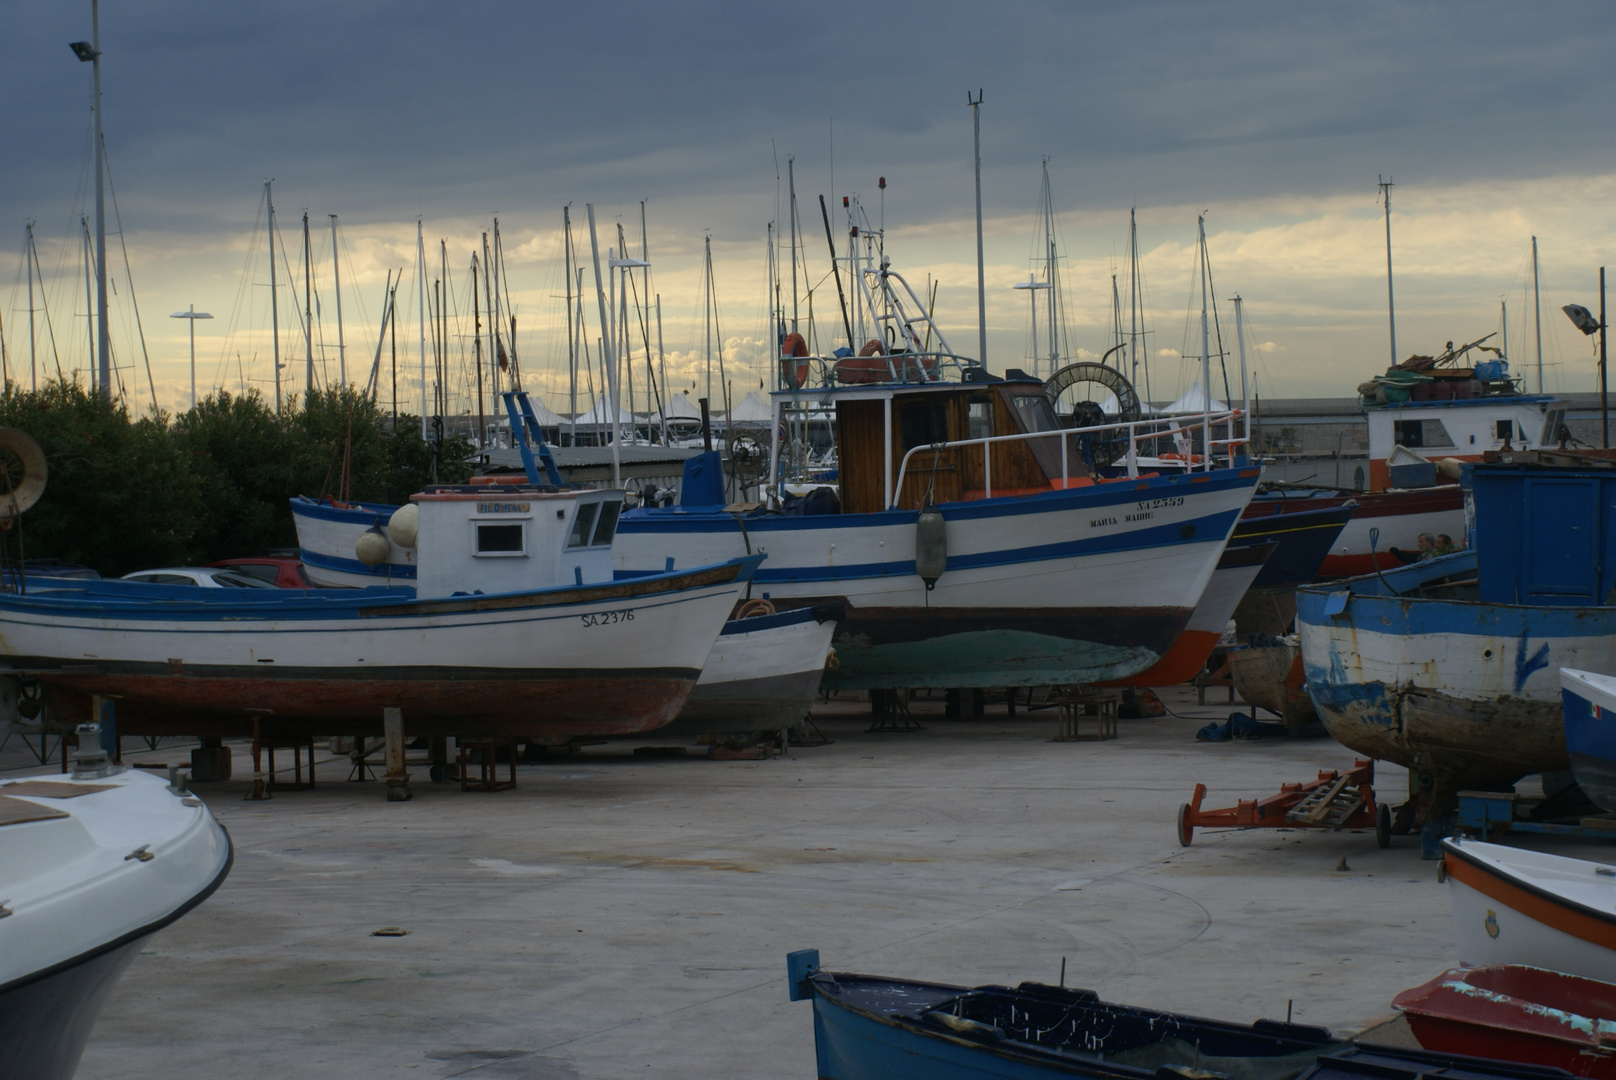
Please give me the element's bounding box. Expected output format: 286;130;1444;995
1440;836;1616;983
0;747;232;1080
0;484;758;745
291;495;416;587
1559;668;1616;814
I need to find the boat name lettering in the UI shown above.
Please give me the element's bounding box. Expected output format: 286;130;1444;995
1137;497;1184;510
477;502;531;514
1125;511;1154;522
581;609;635;627
1089;517;1118;528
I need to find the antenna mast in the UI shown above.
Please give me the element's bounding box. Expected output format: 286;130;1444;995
968;89;987;368
1379;176;1397;368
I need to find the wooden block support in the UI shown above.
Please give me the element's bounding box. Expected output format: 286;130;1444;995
458;738;517;792
1054;689;1119;742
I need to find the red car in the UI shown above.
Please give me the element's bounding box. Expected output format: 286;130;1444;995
207;552;311;589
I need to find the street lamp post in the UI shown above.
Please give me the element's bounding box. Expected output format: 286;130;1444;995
1563;272;1609;448
170;306;213;410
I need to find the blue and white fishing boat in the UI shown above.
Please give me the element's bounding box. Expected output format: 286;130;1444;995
614;230;1260;690
1297;452;1616;808
1559;668;1616;814
291;495;415;587
0;483;758;743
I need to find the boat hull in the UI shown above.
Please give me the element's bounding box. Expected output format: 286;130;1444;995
1245;487;1463;579
657;605;840;735
1296;554;1609;795
1394;965;1616;1079
618;468;1260;689
1229;644;1317;728
1442;838;1616;984
1;561;755;740
1561;669;1616;814
0;935;149;1080
291;495;416;587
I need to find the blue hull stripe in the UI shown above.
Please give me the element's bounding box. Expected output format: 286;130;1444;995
1296;587;1616;640
301;547;418;580
289;496;399;524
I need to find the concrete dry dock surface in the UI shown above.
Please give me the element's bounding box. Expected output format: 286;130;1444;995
11;688;1468;1079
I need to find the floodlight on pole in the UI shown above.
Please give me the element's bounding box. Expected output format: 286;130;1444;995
170;306;213;410
1563;274;1610;448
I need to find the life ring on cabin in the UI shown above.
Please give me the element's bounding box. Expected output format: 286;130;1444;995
779;332;810;389
0;430;46;521
858;339;885;357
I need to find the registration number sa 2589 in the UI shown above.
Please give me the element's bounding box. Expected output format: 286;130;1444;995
580;608;635;628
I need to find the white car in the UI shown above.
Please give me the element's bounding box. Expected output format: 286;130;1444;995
120;567;280;589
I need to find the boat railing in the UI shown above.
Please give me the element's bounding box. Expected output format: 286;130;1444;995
890;410;1245;508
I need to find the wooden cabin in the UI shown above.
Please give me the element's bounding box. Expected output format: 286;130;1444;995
819;374;1090;514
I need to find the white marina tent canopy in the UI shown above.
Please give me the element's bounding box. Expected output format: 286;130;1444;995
726;391;773;424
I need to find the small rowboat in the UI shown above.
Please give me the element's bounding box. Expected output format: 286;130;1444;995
1561;668;1616;814
0;762;232;1080
1394;965;1616;1078
785;948;1572;1080
1441;837;1616;983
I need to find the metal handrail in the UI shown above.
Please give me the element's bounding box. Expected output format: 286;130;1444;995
889;410;1243;508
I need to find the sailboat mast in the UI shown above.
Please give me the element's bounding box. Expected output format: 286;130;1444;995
492;219;504;403
1043;159;1058;377
26;223;35;392
564;206;576;447
1198;215;1211;472
482;231;496;409
88;0;110;400
704;235;713;402
788;157;800;334
417;219;426;438
81;218;94;390
472;253;484;447
1234;294;1249;454
330;214;345;386
1380;175;1396;367
1533;235;1543;394
655;295;668;446
303;212;313;397
267;181;281;416
584;204;622;487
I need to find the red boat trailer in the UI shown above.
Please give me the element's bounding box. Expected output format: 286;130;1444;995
1177;759;1388;847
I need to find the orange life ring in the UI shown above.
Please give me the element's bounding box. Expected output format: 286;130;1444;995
858;338;885;357
779;332;810;389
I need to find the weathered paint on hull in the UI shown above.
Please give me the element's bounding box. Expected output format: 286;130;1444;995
1228;645;1317;728
817;605;1186;690
34;665;697;740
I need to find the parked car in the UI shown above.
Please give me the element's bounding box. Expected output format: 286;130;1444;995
207;554;310;589
121;567;280;589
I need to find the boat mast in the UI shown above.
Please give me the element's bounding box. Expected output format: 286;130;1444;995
81;217;94;390
25;222;35;392
1130;208;1149;403
788;157;800;334
472;253;484;447
417;219;426;438
492;218;504;404
1198;215;1211;471
71;0;112;399
655;295;668;446
1233;294;1249;455
969;89;986;368
330;214;345;386
303;212;313;397
1043;158;1058;377
563;206;576;447
704;235;713;403
267;181;281;416
1379;175;1396;367
1532;235;1543;394
585;204;622;486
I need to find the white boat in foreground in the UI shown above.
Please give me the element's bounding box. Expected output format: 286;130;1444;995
1441;836;1616;983
0;752;232;1080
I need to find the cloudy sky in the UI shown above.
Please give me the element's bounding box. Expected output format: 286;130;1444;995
2;1;1614;416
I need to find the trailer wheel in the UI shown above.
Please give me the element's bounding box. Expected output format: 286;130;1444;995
1375;803;1392;849
1177;803;1194;847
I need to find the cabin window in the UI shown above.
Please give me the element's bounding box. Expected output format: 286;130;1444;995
1495;419;1515;441
1540;407;1566;445
1011;394;1059;433
567;502;600;548
1392;419;1454;448
967;399;993;441
592;501;621;546
475;523;525;555
899;400;949;449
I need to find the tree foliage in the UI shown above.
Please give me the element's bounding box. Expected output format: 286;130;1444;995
0;381;473;577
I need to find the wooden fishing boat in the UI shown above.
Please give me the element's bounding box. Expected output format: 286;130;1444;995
1440;837;1616;983
1394;965;1616;1078
0;760;232;1080
1560;669;1616;814
0;485;759;742
785;948;1574;1080
291;494;417;587
1298;457;1616;804
617;370;1259;691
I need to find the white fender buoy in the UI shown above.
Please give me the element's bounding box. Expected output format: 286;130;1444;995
355;525;392;567
387;503;419;548
915;500;947;591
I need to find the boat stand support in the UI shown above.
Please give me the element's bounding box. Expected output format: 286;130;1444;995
867;690;923;733
1456;790;1616;843
246;712;271;801
383;706;412;802
1177;759;1383;847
